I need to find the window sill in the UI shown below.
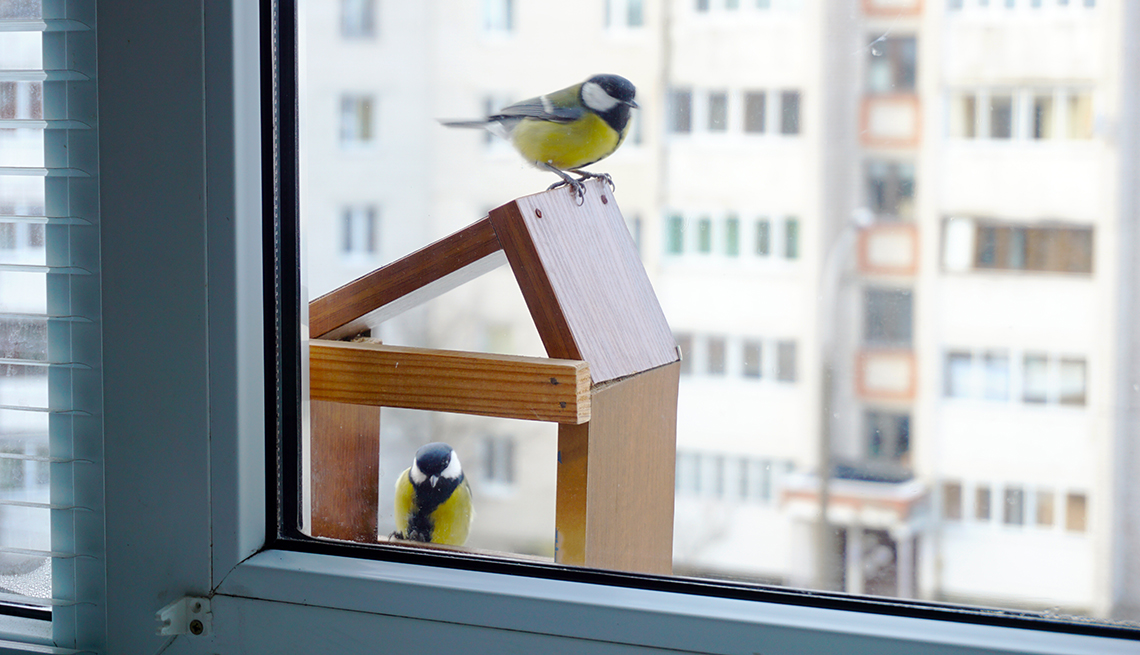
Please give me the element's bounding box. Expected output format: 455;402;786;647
213;548;1135;654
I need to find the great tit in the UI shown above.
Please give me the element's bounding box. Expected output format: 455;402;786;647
392;442;473;546
442;74;639;201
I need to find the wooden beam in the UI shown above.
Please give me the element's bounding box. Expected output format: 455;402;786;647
310;400;380;543
489;180;678;385
310;340;590;424
555;361;679;574
309;217;505;340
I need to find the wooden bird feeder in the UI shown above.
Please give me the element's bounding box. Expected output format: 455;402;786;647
307;180;680;574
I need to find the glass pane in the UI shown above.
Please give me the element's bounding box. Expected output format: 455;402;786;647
297;0;1139;629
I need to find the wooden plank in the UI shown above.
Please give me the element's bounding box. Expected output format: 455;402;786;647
489;180;678;385
310;400;381;543
309;217;505;340
310;340;590;424
555;361;679;574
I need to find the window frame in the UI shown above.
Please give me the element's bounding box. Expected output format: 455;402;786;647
77;1;1139;652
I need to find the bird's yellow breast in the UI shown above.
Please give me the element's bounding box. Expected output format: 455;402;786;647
394;468;473;547
511;112;627;171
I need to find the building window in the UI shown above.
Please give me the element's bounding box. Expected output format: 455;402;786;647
989;94;1013;139
776;340;796;382
341;0;376;38
784;217;799;259
606;0;645;28
944;351;972;398
1003;487;1025;526
708;91;728;132
483;0;514;33
780;91;800;135
866;411;910;462
1032;94;1054;139
982;351;1010;401
943;481;963;520
742;340;762;378
950;93;976;138
341;206;379;255
725;216;740;256
1059;357;1087;405
755;218;771;256
1022;353;1049;404
1065;492;1088;532
696;216;712;253
666;214;685;254
707;336;727;375
340;94;375;144
696;0;710;12
864;288;913;347
968;221;1093;274
975;485;992;521
480;436;515;485
669;89;693;133
1067;93;1093;139
866;36;916;94
1036;489;1055;526
866;160;915;221
744;91;766;133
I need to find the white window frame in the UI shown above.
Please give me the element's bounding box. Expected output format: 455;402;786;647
60;2;1138;653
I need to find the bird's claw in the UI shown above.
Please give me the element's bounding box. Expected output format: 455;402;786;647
546;177;587;205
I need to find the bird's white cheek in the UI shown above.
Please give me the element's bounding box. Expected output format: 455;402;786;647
410;462;426;485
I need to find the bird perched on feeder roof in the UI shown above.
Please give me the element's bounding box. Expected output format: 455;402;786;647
392;442;473;546
441;74;639;203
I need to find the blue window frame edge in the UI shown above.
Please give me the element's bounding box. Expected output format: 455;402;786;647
57;0;1139;653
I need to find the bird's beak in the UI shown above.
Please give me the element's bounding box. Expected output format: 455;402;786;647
627;99;640;109
430;475;439;488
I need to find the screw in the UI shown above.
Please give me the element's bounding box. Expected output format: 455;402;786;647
535;208;543;218
601;195;608;204
550;377;558;385
189;619;204;636
560;402;567;408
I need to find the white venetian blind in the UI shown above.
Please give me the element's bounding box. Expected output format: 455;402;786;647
0;0;100;652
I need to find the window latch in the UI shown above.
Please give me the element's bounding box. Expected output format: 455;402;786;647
156;596;212;637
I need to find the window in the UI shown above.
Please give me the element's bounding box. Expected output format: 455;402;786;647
606;0;645;28
696;216;712;253
742;340;762;378
696;0;710;12
724;215;740;256
707;336;727;375
676;333;694;375
776;340;796;382
864;288;913;347
669;89;693;133
780;91;800;135
950;93;976;138
480;436;515;485
1059;357;1087;406
943;481;963;520
1032;94;1054;139
341;0;376;38
975;485;992;521
1066;492;1088;532
944;351;972;397
483;0;514;33
866;160;915;221
981;351;1009;401
744;91;766;133
755;218;770;255
1022;353;1049;403
784;217;799;259
1036;489;1055;526
1003;487;1025;526
865;411;910;462
708;91;728;131
866;36;916;94
966;221;1093;274
666;214;685;253
340;94;376;144
989;94;1013;139
1067;93;1093;139
341;206;379;255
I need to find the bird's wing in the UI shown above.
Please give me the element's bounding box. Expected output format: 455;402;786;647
494;84;584;124
393;467;414;538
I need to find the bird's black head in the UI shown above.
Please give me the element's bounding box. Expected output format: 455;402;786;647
410;442;462;489
581;74;638;136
